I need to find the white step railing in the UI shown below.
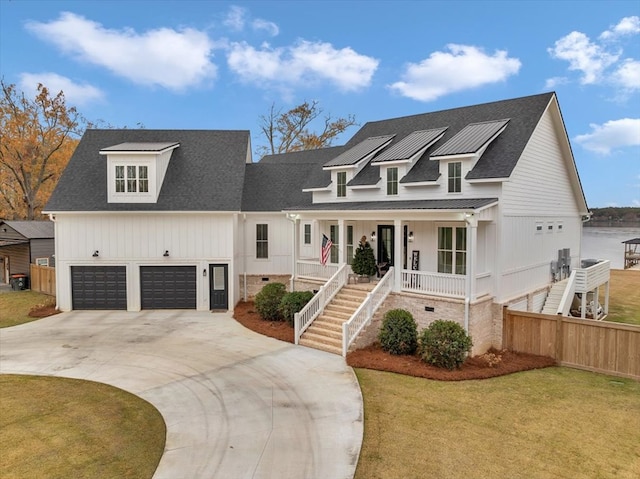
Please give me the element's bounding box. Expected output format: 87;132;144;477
294;264;349;344
575;260;610;293
342;267;395;357
296;260;339;279
557;270;577;316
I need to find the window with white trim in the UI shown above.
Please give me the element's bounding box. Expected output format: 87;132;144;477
330;224;339;264
337;171;347;197
448;162;462;193
346;225;354;265
304;224;311;245
438;226;466;275
35;258;49;266
115;165;149;193
256;224;268;259
387;167;398;195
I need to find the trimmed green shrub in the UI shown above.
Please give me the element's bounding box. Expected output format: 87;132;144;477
378;309;418;355
254;282;286;321
419;320;473;370
280;291;314;326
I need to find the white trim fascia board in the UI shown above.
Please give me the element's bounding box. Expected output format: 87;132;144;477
466;177;508;183
323;164;357;171
99;144;180;156
302;186;331;192
282;210;487;222
42;210;240;215
400;181;439;187
370;159;408;167
430;152;476;161
348;183;380;190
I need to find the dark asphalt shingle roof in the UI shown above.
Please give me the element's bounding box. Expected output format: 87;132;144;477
344;92;555;185
1;221;54;239
242;163;314;211
430;119;509;157
45;129;250;212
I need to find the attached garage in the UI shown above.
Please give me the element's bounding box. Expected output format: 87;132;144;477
140;266;196;309
71;266;127;310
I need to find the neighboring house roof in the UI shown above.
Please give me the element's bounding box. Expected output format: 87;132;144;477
0;221;54;239
45;129;250;212
285;198;498;212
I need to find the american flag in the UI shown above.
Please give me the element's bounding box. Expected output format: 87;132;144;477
321;234;333;266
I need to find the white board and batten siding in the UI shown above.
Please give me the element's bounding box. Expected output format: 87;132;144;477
240;214;294;275
496;105;584;303
54;213;236;311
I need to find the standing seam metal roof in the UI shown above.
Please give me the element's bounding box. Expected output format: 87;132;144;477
323;135;394;167
372;128;447;163
430;119;510;157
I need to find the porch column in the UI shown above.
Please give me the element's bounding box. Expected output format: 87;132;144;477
338;218;346;264
394;218;402;292
465;213;478;300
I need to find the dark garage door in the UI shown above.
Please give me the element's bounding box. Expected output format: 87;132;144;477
72;266;127;310
140;266;196;309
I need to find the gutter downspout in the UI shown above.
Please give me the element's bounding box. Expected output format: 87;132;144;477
243;213;247;302
48;213;59;310
286;213;297;291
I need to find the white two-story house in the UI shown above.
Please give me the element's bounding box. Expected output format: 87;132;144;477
45;92;594;354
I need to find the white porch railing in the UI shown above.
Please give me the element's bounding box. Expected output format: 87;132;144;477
342;267;395;357
294;264;349;344
575;260;610;293
400;270;492;299
296;260;339;280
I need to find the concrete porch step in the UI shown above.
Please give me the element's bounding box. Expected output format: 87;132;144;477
299;337;342;355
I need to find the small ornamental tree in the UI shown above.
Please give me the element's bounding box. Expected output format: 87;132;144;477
254;282;286;321
378;309;418;355
352;235;377;277
419;320;473;370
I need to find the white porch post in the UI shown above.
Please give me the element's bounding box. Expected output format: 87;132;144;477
464;212;477;333
394;218;402;292
338;218;345;264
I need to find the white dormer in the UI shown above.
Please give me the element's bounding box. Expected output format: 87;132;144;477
101;142;180;203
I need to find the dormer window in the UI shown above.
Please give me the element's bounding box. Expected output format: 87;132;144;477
115;165;148;193
387;167;398;195
337;171;347;197
448;162;462;193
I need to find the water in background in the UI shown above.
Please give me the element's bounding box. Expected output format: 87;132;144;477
582;227;640;269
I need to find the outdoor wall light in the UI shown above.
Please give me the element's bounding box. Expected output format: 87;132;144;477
203;268;207;277
92;250;99;257
163;250;170;257
370;231;376;242
408;231;414;242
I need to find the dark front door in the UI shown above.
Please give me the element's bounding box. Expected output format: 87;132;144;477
140;266;196;309
209;264;228;310
377;225;394;266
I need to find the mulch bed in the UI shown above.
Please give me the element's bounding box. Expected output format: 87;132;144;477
28;304;60;318
236;300;556;381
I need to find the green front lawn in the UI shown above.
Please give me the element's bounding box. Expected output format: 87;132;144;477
0;375;166;479
0;290;55;328
603;269;640;325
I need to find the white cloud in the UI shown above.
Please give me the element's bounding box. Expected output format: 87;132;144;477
388;44;521;102
227;40;378;91
26;12;216;91
613;59;640;91
223;6;246;31
19;72;104;106
574;118;640;154
600;16;640;40
547;31;618;85
545;76;570;89
252;19;279;37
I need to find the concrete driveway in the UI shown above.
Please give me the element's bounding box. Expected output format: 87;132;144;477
0;311;363;479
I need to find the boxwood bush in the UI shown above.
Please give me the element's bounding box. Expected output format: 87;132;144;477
378;309;418;355
419;320;472;370
280;291;314;326
254;282;286;321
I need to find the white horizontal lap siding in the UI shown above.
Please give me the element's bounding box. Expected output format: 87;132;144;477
502;108;580;216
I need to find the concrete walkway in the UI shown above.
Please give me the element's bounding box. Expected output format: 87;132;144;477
0;311;363;479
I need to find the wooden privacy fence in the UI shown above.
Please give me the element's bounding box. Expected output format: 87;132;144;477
503;307;639;380
29;264;56;296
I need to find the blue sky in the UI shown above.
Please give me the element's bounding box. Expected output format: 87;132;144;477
1;0;638;208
